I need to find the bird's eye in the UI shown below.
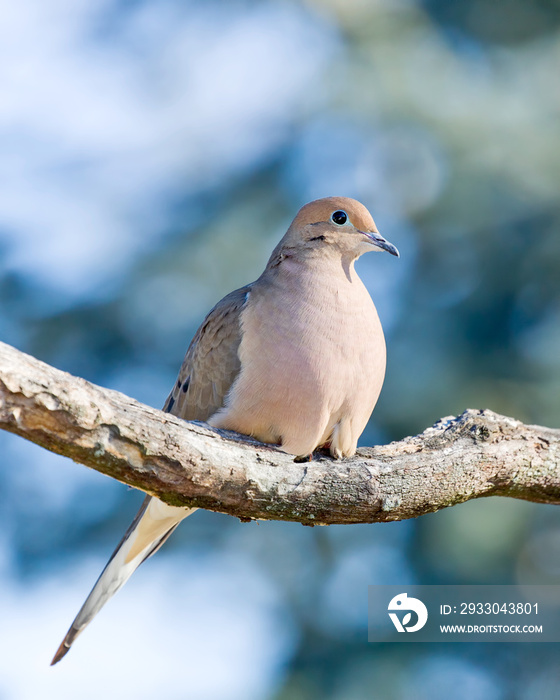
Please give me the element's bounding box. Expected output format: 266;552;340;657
331;210;348;226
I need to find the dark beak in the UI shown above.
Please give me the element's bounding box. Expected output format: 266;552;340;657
359;230;400;257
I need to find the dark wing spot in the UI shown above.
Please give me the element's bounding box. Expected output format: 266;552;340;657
182;377;190;393
165;396;175;413
176;379;181;389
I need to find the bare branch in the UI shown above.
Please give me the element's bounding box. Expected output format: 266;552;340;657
0;340;559;525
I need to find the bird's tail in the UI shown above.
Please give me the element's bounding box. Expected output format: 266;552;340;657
51;496;195;665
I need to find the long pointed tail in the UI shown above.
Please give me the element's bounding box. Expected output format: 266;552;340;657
51;496;195;665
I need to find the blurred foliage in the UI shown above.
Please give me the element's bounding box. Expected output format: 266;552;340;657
0;0;559;698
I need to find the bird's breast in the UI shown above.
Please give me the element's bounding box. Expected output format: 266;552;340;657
246;262;384;378
211;258;386;455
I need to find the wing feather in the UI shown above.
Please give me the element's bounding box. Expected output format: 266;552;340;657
163;284;250;421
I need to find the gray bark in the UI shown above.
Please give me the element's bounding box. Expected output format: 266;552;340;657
0;340;559;525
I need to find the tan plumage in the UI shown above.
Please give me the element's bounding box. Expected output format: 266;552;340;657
51;196;399;664
162;285;250;421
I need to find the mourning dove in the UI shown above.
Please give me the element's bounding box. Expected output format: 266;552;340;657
51;196;399;664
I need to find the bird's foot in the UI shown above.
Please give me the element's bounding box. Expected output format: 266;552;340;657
314;444;335;459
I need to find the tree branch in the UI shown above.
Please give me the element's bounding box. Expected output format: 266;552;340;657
0;340;559;525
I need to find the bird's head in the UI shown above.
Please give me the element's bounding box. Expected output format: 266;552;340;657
281;196;400;261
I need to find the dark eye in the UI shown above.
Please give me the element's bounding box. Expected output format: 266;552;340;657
331;210;348;225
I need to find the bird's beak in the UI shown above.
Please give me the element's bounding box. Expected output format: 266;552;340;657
359;230;400;257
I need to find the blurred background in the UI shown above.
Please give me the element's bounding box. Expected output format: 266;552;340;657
0;0;559;697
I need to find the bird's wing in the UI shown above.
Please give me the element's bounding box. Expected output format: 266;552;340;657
163;284;251;421
51;285;251;665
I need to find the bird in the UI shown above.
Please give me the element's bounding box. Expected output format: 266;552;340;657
50;196;399;665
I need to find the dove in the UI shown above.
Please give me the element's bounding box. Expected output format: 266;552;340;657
51;196;399;664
